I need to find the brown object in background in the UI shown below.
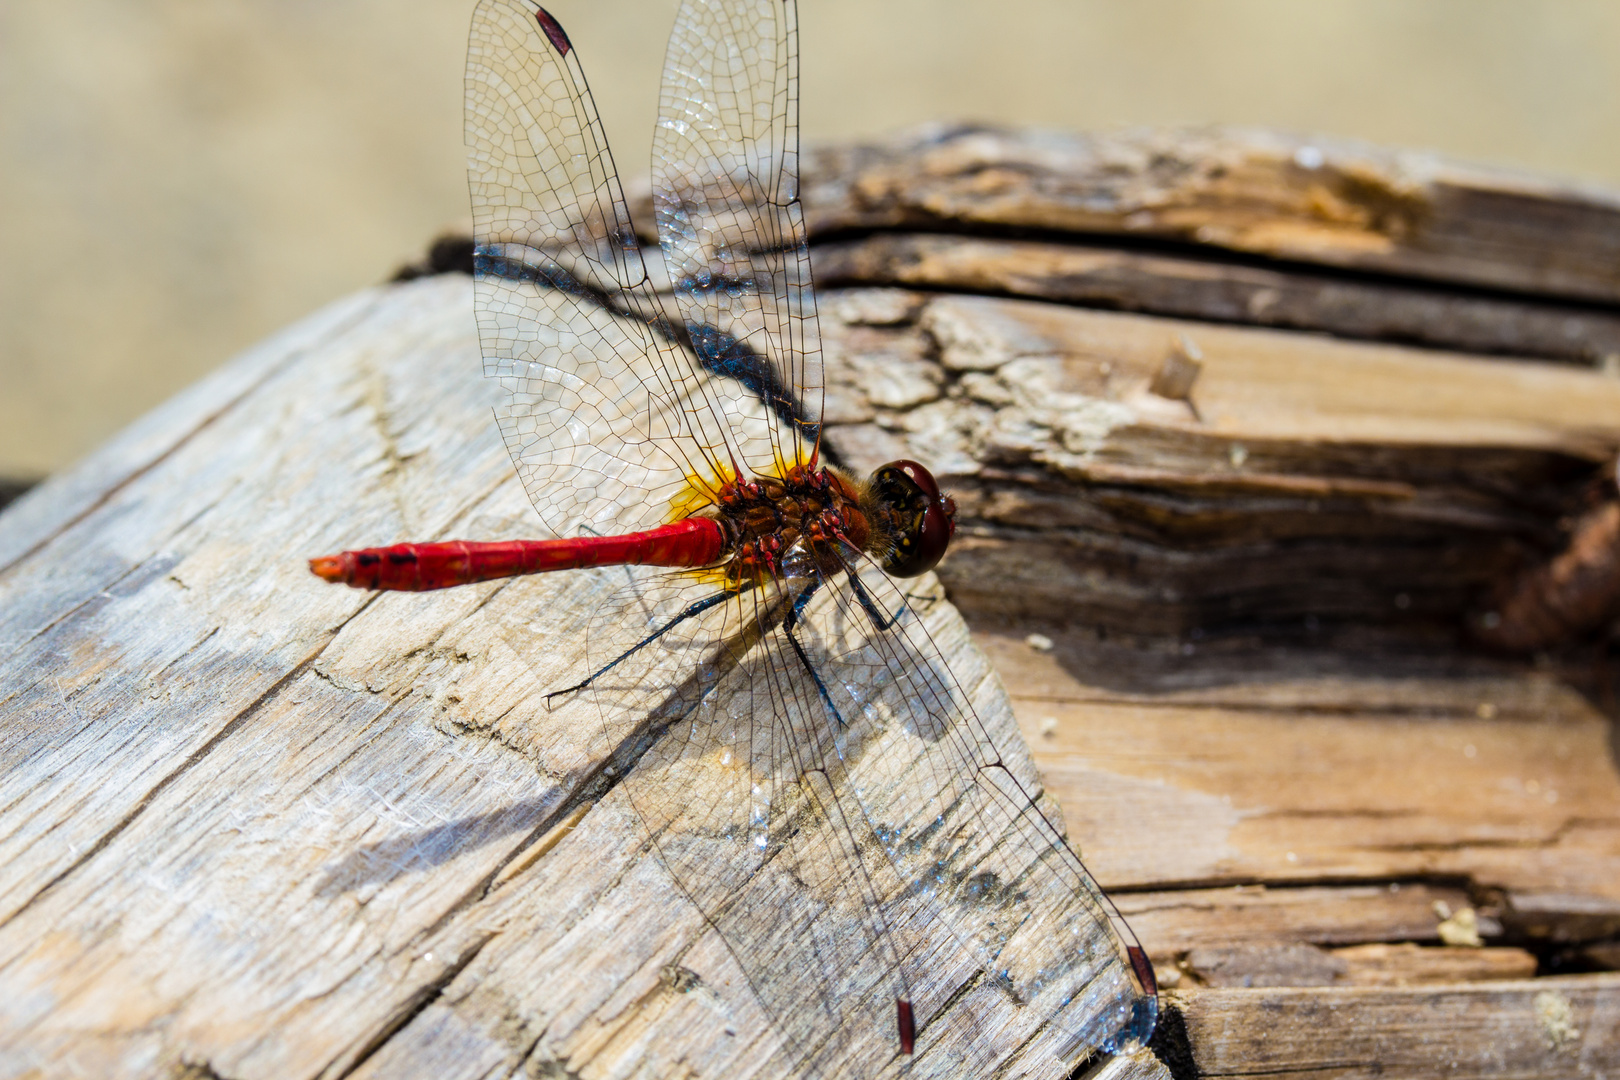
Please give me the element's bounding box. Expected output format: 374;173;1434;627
1474;495;1620;654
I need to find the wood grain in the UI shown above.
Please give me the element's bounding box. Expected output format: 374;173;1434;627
0;277;1165;1080
814;233;1620;365
795;125;1620;305
1170;974;1620;1079
815;289;1620;638
6;125;1620;1079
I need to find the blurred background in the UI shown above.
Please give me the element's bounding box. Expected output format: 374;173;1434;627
5;0;1620;490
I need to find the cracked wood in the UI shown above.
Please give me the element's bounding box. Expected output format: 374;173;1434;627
5;124;1620;1080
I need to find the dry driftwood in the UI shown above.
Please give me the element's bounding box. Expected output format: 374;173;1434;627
796;124;1620;308
0;277;1167;1080
814;233;1620;365
3;125;1620;1080
816;291;1620;640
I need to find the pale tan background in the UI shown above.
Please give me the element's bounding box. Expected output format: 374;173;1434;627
5;0;1620;483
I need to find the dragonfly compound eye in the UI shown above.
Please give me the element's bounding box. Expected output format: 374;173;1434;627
870;460;957;577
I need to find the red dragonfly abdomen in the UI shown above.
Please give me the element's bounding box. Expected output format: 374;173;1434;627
309;517;726;591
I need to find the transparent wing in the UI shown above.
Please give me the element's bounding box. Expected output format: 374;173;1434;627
570;566;906;1077
655;0;824;477
467;0;743;538
811;559;1159;1070
561;556;1155;1078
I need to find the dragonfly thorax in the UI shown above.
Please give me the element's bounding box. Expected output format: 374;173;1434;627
708;459;956;583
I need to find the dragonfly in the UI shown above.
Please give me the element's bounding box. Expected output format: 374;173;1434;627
312;0;1157;1075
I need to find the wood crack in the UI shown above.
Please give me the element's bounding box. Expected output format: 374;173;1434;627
0;637;340;932
329;929;498;1080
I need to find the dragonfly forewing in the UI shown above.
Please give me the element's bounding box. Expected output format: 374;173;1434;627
656;0;824;476
468;0;756;538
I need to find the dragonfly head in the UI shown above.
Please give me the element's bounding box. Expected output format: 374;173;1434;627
869;460;957;577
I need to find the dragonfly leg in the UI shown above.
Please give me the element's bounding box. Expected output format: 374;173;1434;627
546;587;742;704
901;589;940;611
845;568;905;632
782;577;846;726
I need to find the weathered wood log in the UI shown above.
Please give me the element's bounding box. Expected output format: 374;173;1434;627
1172;975;1620;1078
814;233;1620;365
787;128;1620;651
817;292;1620;641
798;124;1620;307
0;277;1170;1080
4;125;1620;1079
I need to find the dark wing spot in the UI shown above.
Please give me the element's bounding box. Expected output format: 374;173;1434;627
534;7;571;54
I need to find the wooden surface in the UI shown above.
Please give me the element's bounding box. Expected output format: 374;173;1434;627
814;233;1620;365
795;124;1620;306
0;278;1166;1080
3;126;1620;1079
818;292;1620;639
